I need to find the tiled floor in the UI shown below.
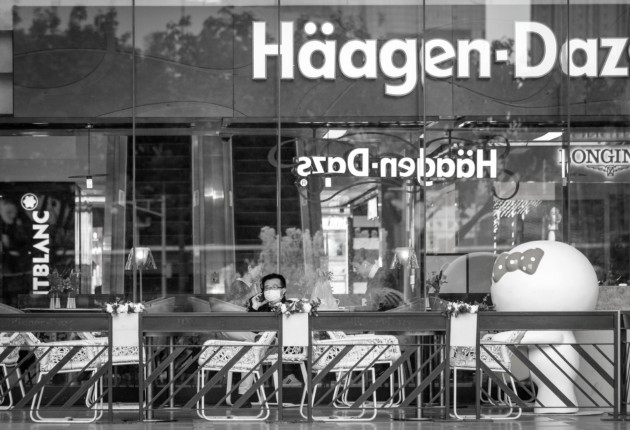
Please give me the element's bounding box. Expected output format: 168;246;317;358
2;410;630;430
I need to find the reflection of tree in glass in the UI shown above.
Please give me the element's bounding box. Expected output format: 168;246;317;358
295;9;371;44
14;6;131;88
258;226;327;299
144;8;256;69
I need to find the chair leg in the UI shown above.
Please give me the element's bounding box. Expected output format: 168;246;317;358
30;371;102;423
195;368;207;420
196;369;270;422
306;369;378;421
0;364;13;409
506;374;522;419
379;361;405;408
16;367;25;398
299;371;314;420
396;365;406;405
451;368;463;419
0;364;25;409
451;368;522;421
383;362;406;408
272;368;279;404
492;373;521;420
333;371;350;407
480;370;492;403
226;372;234;406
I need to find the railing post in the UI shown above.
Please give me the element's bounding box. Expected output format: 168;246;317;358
307;313;313;422
138;313;145;422
614;310;620;420
108;314;114;423
278;313;284;421
475;321;481;420
444;319;451;420
621;311;628;418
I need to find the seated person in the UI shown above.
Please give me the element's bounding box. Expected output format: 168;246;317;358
225;273;298;406
354;259;405;311
246;272;287;312
225;259;262;306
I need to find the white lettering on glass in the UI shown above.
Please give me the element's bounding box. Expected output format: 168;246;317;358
251;21;630;96
31;211;50;293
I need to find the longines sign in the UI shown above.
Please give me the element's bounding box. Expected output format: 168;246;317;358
569;148;630;177
253;21;630;96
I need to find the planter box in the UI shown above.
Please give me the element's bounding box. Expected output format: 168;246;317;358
449;313;478;347
112;313;140;347
282;313;309;347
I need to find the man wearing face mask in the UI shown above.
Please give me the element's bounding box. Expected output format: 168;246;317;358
229;273;288;407
246;273;287;312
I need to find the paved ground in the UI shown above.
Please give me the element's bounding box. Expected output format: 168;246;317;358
2;410;630;430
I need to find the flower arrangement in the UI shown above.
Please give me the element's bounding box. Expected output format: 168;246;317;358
442;295;490;319
104;298;145;315
47;269;80;308
275;297;321;317
47;268;80;296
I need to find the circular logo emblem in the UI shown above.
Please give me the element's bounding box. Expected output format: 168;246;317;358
21;193;39;211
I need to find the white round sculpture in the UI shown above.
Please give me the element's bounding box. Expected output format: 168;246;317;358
491;240;599;414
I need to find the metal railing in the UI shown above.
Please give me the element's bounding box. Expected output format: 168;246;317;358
306;311;450;421
0;310;627;422
141;312;281;421
619;311;630;418
473;311;619;419
0;313;113;423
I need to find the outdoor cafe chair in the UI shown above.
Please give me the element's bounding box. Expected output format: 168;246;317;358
450;329;526;420
262;342;308;406
326;331;404;408
13;332;105;424
196;331;276;421
300;336;395;421
0;303;27;409
478;332;536;406
76;331;143;368
0;334;24;410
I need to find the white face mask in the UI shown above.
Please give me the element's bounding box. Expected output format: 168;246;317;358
264;289;283;303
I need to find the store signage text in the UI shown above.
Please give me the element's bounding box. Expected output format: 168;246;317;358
569;148;630;177
294;148;497;185
32;211;50;293
253;21;630;96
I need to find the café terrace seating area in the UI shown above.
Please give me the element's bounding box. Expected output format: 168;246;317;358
0;296;626;424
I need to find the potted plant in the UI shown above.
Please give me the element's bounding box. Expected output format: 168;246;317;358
258;227;327;300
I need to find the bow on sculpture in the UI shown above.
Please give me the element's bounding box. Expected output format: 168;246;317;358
492;248;545;282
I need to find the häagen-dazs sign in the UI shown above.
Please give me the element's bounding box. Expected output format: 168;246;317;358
253;21;630;96
294;148;498;185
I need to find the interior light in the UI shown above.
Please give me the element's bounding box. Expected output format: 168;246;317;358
86;176;93;189
322;129;347;139
367;197;378;220
533;132;564;141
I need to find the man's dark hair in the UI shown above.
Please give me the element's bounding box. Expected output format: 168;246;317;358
234;259;251;277
260;273;286;291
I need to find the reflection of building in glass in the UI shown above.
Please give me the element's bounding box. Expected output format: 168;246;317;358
0;2;627;311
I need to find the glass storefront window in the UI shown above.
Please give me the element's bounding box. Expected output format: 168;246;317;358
293;127;423;310
1;1;630;312
423;127;565;302
569;131;630;288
